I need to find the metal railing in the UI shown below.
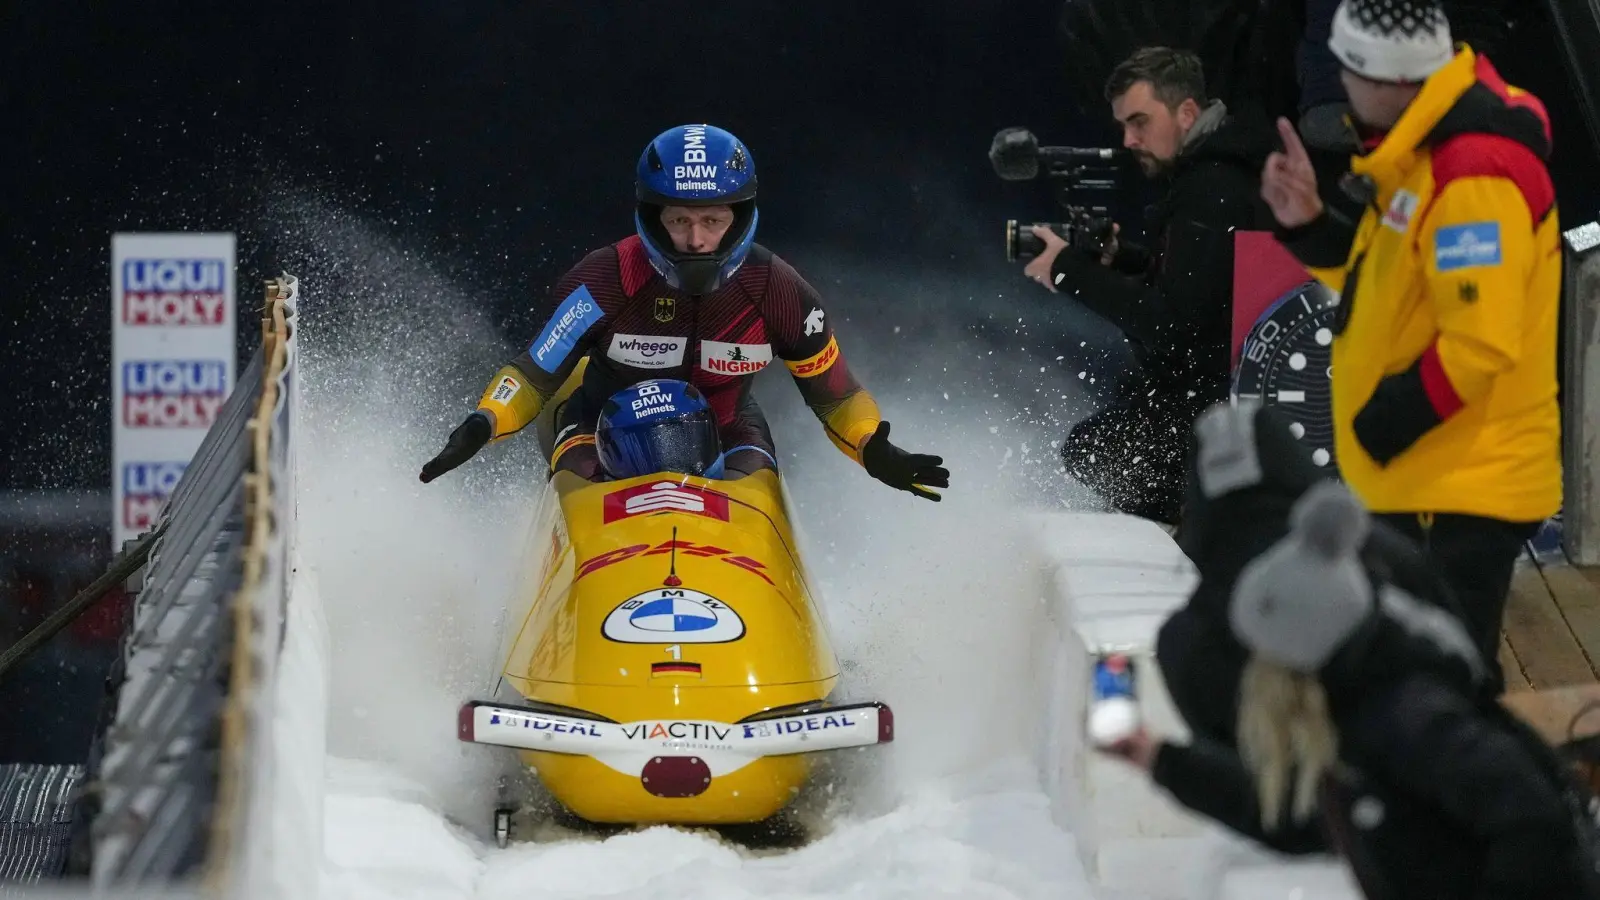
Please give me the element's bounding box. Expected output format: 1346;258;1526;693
1563;230;1600;566
80;276;299;895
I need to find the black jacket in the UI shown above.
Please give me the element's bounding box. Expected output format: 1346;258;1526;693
1158;402;1453;744
1153;624;1598;900
1050;106;1278;402
1148;410;1599;899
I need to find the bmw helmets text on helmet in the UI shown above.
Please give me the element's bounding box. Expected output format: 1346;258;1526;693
595;378;725;479
634;124;759;295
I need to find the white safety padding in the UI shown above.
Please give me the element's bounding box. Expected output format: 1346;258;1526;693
260;556;329;900
238;278;327;900
1027;512;1213;897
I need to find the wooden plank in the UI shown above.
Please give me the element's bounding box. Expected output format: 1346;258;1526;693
1499;631;1533;692
1538;562;1600;682
1502;684;1600;746
1502;564;1596;689
1583;566;1600;596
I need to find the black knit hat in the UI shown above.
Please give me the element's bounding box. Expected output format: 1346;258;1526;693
1329;0;1453;83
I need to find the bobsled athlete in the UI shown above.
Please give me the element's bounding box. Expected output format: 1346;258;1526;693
591;379;740;481
418;123;947;500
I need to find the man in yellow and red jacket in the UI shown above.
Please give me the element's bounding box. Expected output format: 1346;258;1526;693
1260;0;1561;687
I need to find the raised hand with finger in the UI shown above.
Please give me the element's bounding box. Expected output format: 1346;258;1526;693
1261;117;1325;229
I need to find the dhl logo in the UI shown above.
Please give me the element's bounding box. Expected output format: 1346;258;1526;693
576;540;773;585
785;336;838;378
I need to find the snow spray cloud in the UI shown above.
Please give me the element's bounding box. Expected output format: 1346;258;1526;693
267;185;542;827
742;245;1100;815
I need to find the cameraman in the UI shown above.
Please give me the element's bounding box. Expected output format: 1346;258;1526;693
1025;47;1277;527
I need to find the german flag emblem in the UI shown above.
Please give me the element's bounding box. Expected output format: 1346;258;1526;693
654;296;676;323
651;661;702;677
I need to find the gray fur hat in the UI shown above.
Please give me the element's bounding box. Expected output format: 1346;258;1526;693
1230;481;1375;672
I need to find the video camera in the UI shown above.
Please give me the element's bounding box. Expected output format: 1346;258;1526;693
989;127;1122;262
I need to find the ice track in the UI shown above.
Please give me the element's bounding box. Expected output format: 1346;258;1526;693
279;208;1123;900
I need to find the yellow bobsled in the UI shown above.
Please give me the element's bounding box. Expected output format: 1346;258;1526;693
457;366;892;831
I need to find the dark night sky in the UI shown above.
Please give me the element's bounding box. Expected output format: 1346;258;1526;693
3;1;1594;494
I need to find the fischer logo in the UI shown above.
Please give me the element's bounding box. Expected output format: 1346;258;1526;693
529;285;603;373
121;360;228;428
121;259;227;325
537;299;597;360
608;334;686;369
122;462;186;531
700;340;772;376
604;481;730;523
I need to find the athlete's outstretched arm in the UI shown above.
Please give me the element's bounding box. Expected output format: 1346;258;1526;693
766;256;949;501
420;250;614;483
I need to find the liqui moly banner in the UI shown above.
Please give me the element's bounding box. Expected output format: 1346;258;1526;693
111;233;237;547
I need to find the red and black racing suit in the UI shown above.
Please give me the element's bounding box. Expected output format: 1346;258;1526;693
473;235;883;478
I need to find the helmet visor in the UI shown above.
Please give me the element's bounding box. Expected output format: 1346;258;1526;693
598;413;722;479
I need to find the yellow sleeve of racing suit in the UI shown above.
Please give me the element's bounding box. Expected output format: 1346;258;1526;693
1418;176;1536;406
475;364;544;442
783;335;881;465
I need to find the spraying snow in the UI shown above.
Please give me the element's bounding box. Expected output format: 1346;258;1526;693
279;189;1117;898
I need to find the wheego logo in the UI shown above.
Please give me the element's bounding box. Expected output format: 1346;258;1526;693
122;462;186;530
619;338;678;356
529;285;603;373
122;361;227;428
121;259;227;325
607;334;686;369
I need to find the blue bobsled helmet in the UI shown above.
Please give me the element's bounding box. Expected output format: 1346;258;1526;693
596;379;725;480
634;124;759;296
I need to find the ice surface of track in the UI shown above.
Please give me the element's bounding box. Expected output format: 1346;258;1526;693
320;757;1088;900
282;197;1121;899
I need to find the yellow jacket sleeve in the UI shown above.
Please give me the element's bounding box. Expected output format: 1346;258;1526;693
1348;175;1537;466
782;336;881;465
1419;175;1535;405
475;365;544;441
1303;261;1348;296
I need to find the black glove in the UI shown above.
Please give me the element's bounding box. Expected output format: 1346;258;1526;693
1352;360;1444;467
419;412;492;483
860;421;948;502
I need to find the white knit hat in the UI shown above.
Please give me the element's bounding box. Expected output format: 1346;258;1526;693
1328;0;1453;84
